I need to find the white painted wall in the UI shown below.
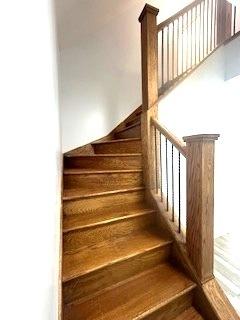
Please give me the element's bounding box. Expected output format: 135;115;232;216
160;35;240;237
56;0;192;152
0;1;61;319
225;35;240;80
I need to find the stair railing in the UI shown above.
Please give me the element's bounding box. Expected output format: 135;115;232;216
137;1;237;283
158;0;239;95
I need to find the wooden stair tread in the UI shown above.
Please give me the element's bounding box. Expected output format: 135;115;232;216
63;204;155;232
92;138;141;145
64;168;143;174
63;186;144;200
64;263;196;320
63;229;171;282
115;121;140;134
173;307;204;320
65;153;142;158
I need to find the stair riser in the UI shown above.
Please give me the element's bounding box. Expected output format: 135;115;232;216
143;291;193;320
64;172;143;189
93;140;142;154
63;245;171;304
64;155;142;170
63;190;145;215
114;124;141;139
63;214;154;253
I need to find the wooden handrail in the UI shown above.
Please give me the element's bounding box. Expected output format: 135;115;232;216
151;118;187;157
157;0;203;31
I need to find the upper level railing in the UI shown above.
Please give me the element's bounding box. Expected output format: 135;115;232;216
158;0;240;94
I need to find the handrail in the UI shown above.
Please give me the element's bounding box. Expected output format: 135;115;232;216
151;118;187;157
157;0;203;31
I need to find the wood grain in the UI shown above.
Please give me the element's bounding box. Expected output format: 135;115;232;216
64;264;196;320
93;138;142;154
183;134;219;283
64;154;142;170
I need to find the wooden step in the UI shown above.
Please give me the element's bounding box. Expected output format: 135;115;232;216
173;307;204;320
92;138;141;154
64;153;142;170
63;242;171;304
126;115;141;127
63;203;154;231
63;263;196;320
63;229;170;282
63;188;146;215
63;212;155;253
63;169;143;190
114;122;141;139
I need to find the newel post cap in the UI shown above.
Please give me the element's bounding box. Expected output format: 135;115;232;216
183;134;220;143
138;3;159;22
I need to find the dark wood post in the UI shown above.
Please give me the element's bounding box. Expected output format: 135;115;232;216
217;0;232;45
183;134;219;283
139;4;159;191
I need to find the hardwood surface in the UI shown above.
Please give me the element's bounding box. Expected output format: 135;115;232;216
64;264;196;320
183;134;219;283
62;115;204;319
215;233;240;314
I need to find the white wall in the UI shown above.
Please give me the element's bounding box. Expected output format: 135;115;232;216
56;0;192;152
225;35;240;80
160;35;240;237
0;1;61;319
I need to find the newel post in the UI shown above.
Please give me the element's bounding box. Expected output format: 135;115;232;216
138;4;159;191
183;134;220;283
217;0;232;45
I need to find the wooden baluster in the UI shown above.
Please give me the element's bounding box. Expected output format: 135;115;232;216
183;134;219;283
139;4;159;192
216;0;232;44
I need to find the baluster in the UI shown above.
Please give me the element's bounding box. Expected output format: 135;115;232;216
203;0;205;58
182;15;184;74
178;152;181;233
162;29;164;85
177;18;179;76
172;21;175;81
165;138;169;211
210;0;214;51
233;6;236;35
207;0;209;54
195;6;197;65
154;127;158;193
167;25;170;83
186;11;189;71
190;9;193;69
160;132;163;200
172;144;175;222
199;2;202;62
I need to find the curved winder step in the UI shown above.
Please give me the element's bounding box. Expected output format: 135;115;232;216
63;263;196;320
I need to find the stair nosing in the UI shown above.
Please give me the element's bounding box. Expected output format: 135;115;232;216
63;186;145;201
92;138;141;145
63;209;156;233
63;169;143;175
62;238;172;282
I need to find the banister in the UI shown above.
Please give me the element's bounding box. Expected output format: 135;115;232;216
157;0;203;31
151;118;187;157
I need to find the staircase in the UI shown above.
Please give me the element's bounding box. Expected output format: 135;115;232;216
63;114;205;319
62;0;240;319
